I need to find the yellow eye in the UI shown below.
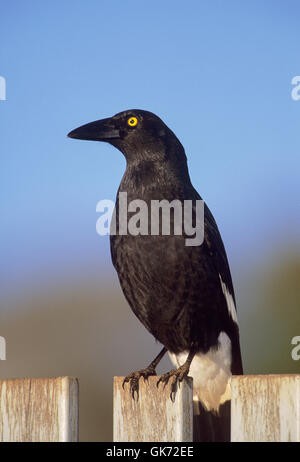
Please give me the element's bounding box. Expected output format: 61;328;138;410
127;116;138;127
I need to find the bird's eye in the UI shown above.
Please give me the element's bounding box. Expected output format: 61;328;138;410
127;117;138;127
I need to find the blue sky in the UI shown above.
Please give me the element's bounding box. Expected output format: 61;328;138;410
1;1;300;300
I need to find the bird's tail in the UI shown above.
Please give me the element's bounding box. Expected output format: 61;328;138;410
193;398;231;442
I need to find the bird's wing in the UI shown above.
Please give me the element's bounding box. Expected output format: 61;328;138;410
203;203;236;303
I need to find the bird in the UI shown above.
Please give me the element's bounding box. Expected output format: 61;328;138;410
68;109;243;441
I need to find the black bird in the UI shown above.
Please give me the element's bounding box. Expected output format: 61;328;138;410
68;109;243;441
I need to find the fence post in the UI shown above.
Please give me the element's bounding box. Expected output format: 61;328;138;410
113;376;193;442
231;374;300;442
0;376;79;442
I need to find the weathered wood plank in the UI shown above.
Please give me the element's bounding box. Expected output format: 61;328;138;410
113;376;193;442
231;374;300;442
0;376;79;442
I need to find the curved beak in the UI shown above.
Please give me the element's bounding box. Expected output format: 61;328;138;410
68;117;120;141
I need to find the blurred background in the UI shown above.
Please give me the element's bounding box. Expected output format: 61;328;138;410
1;0;299;441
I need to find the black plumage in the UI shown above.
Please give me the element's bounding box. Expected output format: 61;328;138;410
68;109;243;441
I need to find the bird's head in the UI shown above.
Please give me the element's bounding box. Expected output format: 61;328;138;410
68;109;185;164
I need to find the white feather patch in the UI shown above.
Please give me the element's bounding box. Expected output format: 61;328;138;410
218;274;238;324
168;331;232;412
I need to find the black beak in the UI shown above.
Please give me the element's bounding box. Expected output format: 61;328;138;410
67;117;120;141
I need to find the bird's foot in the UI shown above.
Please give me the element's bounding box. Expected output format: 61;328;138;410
157;364;190;402
122;365;157;400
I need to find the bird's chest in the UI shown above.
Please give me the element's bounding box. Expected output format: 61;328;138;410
110;230;194;329
110;233;181;298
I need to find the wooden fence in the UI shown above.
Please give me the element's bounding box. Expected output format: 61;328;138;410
113;374;300;442
0;374;299;441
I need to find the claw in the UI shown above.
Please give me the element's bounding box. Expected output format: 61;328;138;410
131;385;138;400
122;377;128;390
157;369;176;390
170;377;180;402
156;365;190;401
122;366;157;400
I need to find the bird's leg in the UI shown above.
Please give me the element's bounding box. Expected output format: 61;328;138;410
122;347;167;399
157;349;196;402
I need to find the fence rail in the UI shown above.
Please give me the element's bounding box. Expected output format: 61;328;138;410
0;376;78;442
231;374;300;442
113;376;193;442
